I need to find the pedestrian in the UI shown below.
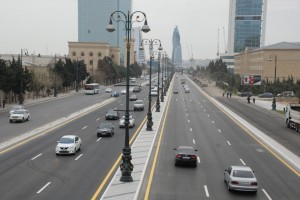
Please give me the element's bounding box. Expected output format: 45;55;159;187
247;96;250;104
253;97;255;104
2;99;6;108
229;91;232;98
222;93;225;97
227;92;229;98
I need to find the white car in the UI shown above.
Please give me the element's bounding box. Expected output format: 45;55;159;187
56;135;81;155
9;109;30;123
105;88;112;93
9;105;25;116
121;89;126;95
151;87;158;96
119;115;135;128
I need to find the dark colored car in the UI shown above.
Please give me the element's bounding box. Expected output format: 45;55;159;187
174;146;198;167
105;109;120;120
238;92;252;97
173;88;179;94
130;94;138;101
97;123;114;137
258;92;273;98
111;91;120;97
133;87;141;93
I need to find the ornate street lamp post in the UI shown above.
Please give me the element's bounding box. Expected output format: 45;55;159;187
160;51;168;100
107;10;150;182
139;39;163;129
20;49;28;105
269;54;278;110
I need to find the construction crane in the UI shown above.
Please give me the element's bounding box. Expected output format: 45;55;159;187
223;27;227;53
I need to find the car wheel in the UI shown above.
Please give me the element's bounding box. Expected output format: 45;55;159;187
9;120;12;123
110;132;113;137
175;161;179;167
27;116;29;121
74;148;77;155
193;162;197;168
227;182;231;191
22;118;25;123
56;153;59;156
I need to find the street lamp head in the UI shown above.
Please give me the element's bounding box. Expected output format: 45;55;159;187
106;18;115;32
158;43;163;51
141;19;150;33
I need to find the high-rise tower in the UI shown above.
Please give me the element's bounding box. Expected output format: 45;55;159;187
172;26;182;66
227;0;267;53
78;0;132;62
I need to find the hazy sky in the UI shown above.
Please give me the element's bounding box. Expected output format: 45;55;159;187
0;0;299;60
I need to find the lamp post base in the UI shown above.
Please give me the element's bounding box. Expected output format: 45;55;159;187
156;104;160;112
146;112;153;131
120;146;133;182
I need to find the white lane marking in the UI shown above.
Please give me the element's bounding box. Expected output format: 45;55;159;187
176;99;178;101
262;189;272;200
197;156;201;163
212;121;215;124
218;129;221;133
193;139;195;144
97;137;102;142
204;185;209;197
204;109;206;112
186;114;189;116
188;120;190;123
207;114;210;117
37;182;51;194
190;99;192;101
75;154;83;161
120;104;123;106
96;118;101;121
185;108;187;111
82;126;87;130
190;128;193;132
31;153;42;161
240;159;246;165
227;141;231;146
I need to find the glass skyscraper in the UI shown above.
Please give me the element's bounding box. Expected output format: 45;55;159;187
78;0;132;61
227;0;267;53
172;26;182;66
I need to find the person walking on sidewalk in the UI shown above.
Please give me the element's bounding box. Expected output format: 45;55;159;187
253;97;255;104
2;99;6;108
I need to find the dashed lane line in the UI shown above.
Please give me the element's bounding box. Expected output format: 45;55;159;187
262;189;272;200
240;159;246;165
97;138;102;142
227;141;231;146
82;126;87;130
75;154;83;161
204;185;209;197
37;182;51;194
31;153;42;161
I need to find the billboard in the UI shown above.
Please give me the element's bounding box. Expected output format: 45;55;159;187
241;75;262;85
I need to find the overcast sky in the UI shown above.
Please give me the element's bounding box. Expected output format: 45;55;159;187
0;0;299;60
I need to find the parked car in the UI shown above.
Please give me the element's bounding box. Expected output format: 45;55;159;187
133;100;144;111
121;89;126;95
105;109;120;120
97;123;114;137
55;135;81;155
258;92;273;98
224;165;258;193
277;91;295;97
119;115;135;128
173;88;179;94
9;105;25;116
111;91;120;97
105;88;112;93
130;94;138;101
174;146;198;167
238;92;252;97
9;109;30;123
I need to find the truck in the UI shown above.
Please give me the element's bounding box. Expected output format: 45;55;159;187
285;104;300;132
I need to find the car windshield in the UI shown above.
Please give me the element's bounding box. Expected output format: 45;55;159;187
100;124;111;129
12;106;23;110
59;137;74;144
13;110;25;114
107;110;116;114
177;147;194;154
135;101;143;104
232;170;254;178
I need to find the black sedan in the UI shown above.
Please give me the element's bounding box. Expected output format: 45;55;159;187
97;123;114;137
105;109;120;120
174;146;198;167
258;92;273;98
130;94;138;101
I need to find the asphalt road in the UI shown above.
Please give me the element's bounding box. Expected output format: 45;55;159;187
139;75;300;200
0;80;157;200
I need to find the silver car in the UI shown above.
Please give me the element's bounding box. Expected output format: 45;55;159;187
224;165;258;193
119;115;135;128
9;105;25;116
97;123;114;137
133;100;144;111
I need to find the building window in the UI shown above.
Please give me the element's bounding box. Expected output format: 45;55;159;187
81;52;85;56
98;52;101;57
90;60;93;65
90;52;93;56
72;52;76;56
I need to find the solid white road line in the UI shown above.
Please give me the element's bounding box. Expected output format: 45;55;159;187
37;182;51;194
82;126;87;130
197;156;200;163
75;154;83;161
240;159;246;165
262;189;272;200
227;141;231;146
204;185;209;197
97;137;102;142
96;118;101;121
193;139;195;144
31;153;42;161
190;128;193;132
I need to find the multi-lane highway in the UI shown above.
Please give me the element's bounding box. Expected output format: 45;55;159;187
1;75;300;200
138;75;300;200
